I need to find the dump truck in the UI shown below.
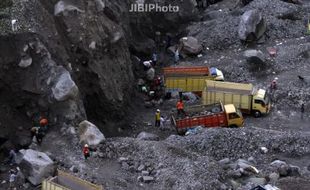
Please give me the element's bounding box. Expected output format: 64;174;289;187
171;102;244;134
163;66;224;96
42;170;103;190
203;80;271;117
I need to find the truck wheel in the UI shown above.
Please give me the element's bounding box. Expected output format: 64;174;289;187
253;111;261;118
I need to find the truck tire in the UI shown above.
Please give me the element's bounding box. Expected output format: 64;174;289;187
253;110;261;118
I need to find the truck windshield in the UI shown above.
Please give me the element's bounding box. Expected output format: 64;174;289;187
236;109;242;118
264;93;270;105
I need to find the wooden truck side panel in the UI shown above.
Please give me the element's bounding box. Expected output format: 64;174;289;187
165;76;212;92
163;66;210;76
175;113;228;130
202;91;252;114
203;80;253;114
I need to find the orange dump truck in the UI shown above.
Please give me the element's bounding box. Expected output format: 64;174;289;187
171;102;244;134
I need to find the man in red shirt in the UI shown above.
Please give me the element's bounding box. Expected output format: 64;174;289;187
83;144;90;160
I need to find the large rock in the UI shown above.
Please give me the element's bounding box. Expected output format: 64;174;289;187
17;149;56;186
52;71;79;101
247;177;267;186
238;9;266;41
18;56;32;68
270;160;290;176
146;68;155;81
179;36;203;56
137;132;159;141
54;1;84;16
78;120;105;146
244;49;266;64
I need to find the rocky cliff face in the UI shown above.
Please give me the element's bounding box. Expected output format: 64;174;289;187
0;0;197;150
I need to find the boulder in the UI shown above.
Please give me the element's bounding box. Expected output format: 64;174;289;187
137;132;159;141
244;49;266;64
247;177;267;186
18;56;32;68
270;160;290;176
142;176;154;183
78;120;105;146
268;172;280;184
179;36;203;56
288;165;300;176
238;9;266;42
54;1;84;16
52;71;79;101
146;68;155;81
17;149;56;186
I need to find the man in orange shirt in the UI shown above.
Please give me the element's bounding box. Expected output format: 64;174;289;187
176;100;185;116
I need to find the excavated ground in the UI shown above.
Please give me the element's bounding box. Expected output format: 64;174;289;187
1;0;310;190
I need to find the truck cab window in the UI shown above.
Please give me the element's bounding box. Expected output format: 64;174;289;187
254;100;265;106
229;113;240;119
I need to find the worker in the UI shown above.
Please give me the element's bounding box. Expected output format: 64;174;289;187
9;149;17;165
155;109;161;127
9;169;17;190
11;19;17;32
83;144;90;160
174;48;180;64
152;52;158;66
160;116;165;130
141;85;148;95
165;33;172;51
30;126;39;141
270;77;278;91
176;99;186;116
39;117;48;133
36;127;44;144
301;103;305;119
143;60;152;71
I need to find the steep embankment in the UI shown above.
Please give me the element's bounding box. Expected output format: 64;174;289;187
0;0;198;153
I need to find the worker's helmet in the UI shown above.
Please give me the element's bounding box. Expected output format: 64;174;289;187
84;144;89;147
274;77;278;80
157;109;160;112
39;118;48;126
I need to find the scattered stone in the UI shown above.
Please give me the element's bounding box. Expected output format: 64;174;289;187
137;164;145;172
17;149;56;186
137;176;143;182
238;9;266;41
89;41;96;50
78;120;105;146
268;172;280;184
137;132;159;141
142;171;149;176
70;166;79;173
122;162;130;170
219;158;231;166
288;165;300;176
244;50;266;64
118;157;129;163
247;177;267;186
142;176;154;183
